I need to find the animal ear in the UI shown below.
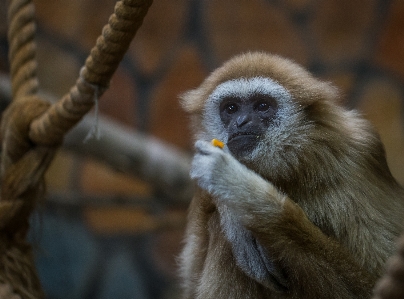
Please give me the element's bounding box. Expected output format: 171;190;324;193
179;88;207;114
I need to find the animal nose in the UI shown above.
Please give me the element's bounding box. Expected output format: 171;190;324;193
236;114;251;127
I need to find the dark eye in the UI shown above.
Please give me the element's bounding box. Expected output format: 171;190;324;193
223;102;238;114
256;101;270;112
253;94;277;112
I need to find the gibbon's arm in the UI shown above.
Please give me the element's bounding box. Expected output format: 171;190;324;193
190;140;377;298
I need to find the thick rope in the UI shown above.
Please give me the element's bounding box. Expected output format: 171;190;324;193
1;1;47;297
29;0;153;146
7;0;39;100
1;0;153;298
0;96;54;299
0;283;23;299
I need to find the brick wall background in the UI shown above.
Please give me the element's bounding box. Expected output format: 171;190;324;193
1;0;404;298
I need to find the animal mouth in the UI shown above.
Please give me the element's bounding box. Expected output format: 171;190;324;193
228;132;260;143
227;133;261;158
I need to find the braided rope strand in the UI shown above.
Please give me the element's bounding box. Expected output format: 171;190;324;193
7;0;38;100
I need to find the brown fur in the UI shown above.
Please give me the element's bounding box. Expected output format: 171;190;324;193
180;52;404;298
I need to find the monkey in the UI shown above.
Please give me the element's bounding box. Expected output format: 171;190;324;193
178;52;404;299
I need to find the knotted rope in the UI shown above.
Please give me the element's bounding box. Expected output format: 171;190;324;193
0;0;152;297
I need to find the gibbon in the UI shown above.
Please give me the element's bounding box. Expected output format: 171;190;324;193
179;52;404;299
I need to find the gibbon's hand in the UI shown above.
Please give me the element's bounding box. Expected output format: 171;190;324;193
190;140;235;196
190;140;285;216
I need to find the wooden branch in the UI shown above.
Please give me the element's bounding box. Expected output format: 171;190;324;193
0;74;193;205
63;115;193;204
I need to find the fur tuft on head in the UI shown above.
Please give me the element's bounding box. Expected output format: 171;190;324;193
180;52;339;115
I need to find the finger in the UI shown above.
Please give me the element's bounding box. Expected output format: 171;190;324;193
194;140;215;155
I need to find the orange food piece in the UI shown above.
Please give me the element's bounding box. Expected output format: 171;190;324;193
211;139;225;149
